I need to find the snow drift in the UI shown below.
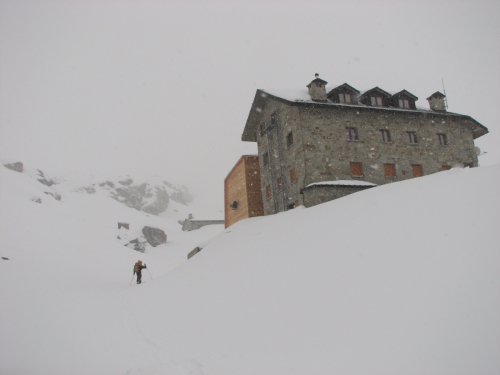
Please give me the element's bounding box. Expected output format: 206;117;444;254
1;164;499;375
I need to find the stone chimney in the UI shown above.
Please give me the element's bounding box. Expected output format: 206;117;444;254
426;91;447;112
307;73;328;102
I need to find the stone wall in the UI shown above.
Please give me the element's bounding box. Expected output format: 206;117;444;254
302;185;375;208
255;97;480;215
181;220;224;231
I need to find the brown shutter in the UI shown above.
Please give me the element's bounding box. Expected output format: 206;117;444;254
266;185;272;198
442;165;451;171
384;164;396;177
412;165;423;177
350;162;362;176
290;169;297;183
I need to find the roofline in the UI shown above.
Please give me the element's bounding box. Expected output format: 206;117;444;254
224;155;259;182
242;90;489;142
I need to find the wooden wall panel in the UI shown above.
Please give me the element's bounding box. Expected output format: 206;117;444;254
224;156;264;228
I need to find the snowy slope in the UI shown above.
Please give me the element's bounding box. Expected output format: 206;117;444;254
1;164;499;375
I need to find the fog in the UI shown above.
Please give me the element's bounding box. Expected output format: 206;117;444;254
1;0;499;211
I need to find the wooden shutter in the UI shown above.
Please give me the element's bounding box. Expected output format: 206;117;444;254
384;164;396;177
412;165;423;177
290;169;297;183
350;162;362;176
442;165;451;171
266;185;272;198
277;177;283;191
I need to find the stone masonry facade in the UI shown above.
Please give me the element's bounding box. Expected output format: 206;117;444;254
242;76;488;215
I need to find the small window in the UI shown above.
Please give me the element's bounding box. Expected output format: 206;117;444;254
398;99;411;109
346;127;359;141
260;123;266;137
384;163;396;177
407;131;418;144
437;133;448;145
380;129;391;143
286;131;294;148
411;164;423;177
263;152;269;167
294;200;300;207
371;96;383;106
290;169;297;183
350;162;363;177
266;185;272;198
277;177;283;192
271;112;277;125
442;165;451;171
339;93;351;103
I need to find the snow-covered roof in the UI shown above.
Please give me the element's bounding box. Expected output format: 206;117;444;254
306;180;377;188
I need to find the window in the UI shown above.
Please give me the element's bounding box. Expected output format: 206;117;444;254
350;162;363;177
260;123;266;137
271;112;277;125
437;133;448;145
266;185;272;198
407;131;418;144
380;129;391;143
384;164;396;177
286;131;294;148
442;165;451;171
339;93;351;103
346;127;359;141
371;96;383;106
411;164;423;177
277;177;283;192
398;99;411;109
290;169;297;183
263;152;269;167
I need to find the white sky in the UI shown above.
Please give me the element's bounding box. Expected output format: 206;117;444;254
1;0;499;210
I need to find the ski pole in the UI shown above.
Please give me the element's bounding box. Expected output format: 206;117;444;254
130;274;135;286
147;268;153;279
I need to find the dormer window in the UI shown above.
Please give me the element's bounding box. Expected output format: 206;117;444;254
399;99;411;109
371;96;383;106
339;93;351;103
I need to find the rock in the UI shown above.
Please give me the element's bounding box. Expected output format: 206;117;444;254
126;238;146;253
44;192;62;201
142;226;167;247
110;183;169;215
32;196;42;203
118;177;133;186
37;169;57;186
3;162;23;173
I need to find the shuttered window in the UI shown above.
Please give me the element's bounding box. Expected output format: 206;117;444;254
407;131;418;144
437;133;448;145
384;164;396;177
412;165;423;177
442;165;451;171
290;169;297;183
350;162;363;176
266;185;272;198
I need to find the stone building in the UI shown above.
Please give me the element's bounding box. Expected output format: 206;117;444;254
239;74;488;216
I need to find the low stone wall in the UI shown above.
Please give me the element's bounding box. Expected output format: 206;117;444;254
181;220;224;231
302;184;375;208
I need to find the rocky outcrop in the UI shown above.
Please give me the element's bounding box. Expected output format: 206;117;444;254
109;180;169;215
126;238;146;253
37;169;58;186
44;192;62;201
3;162;23;173
142;226;167;247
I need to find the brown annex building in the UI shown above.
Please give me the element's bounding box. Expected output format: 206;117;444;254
224;155;264;228
226;74;489;225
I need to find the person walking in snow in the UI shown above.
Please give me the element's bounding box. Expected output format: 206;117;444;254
133;260;147;284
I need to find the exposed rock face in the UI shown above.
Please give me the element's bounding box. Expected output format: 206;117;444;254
142;226;167;247
3;162;23;173
126;238;146;253
37;169;58;186
164;181;193;205
44;192;62;201
110;180;169;215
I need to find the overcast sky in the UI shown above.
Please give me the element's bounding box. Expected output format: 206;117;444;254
1;0;499;210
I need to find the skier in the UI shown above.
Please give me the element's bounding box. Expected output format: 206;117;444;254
133;260;147;284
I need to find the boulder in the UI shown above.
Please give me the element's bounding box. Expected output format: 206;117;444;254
126;238;146;253
142;226;167;247
3;162;23;173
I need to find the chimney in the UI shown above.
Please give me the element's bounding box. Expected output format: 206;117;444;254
307;73;328;102
426;91;447;112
